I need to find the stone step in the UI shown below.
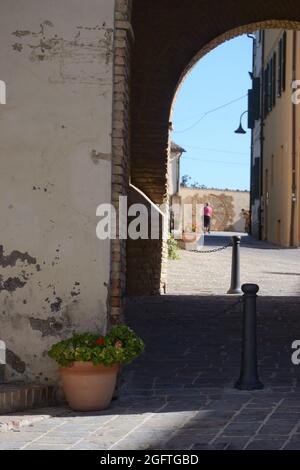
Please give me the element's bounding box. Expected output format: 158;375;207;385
0;383;58;415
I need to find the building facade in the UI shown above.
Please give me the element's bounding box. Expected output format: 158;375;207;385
0;0;116;383
168;143;186;198
1;0;300;388
251;29;300;247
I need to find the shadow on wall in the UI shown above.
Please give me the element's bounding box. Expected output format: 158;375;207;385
126;184;166;296
226;210;250;233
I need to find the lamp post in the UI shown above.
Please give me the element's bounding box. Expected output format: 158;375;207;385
234;110;248;134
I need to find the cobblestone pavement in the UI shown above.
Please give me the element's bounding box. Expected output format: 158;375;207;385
1;291;300;450
167;233;300;296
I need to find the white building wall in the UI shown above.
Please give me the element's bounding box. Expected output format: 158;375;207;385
0;0;115;382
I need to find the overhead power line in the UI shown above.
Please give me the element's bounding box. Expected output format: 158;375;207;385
173;94;248;134
182;145;249;156
183;157;249;166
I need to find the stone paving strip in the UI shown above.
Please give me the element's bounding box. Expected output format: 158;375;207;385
167;234;300;296
1;390;300;450
0;407;72;432
1;239;300;451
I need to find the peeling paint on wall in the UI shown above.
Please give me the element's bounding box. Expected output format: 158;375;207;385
50;297;63;313
29;316;64;337
12;20;114;84
6;348;26;373
0;246;38;293
0;277;26;293
0;245;36;268
71;281;81;297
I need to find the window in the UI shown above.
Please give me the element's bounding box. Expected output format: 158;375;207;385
264;54;277;116
282;31;287;92
269;57;273;112
272;52;277;107
278;38;282;97
264;65;270;118
278;31;287;97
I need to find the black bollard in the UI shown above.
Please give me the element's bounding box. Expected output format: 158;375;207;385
227;236;242;295
235;284;264;391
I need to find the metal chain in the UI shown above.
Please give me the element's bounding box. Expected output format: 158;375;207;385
191;241;233;254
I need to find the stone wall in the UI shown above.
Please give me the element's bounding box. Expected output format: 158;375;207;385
126;185;165;296
0;0;115;382
178;188;250;233
110;0;133;323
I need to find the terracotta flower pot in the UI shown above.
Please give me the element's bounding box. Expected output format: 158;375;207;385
182;232;200;243
60;362;119;412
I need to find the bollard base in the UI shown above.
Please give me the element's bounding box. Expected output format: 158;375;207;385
235;379;264;391
227;288;243;295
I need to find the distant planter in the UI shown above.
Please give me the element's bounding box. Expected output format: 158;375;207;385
182;232;197;243
180;241;200;251
180;229;202;251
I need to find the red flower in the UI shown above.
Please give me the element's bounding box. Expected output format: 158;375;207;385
96;338;105;346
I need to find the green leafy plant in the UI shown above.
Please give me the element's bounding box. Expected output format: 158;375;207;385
167;234;179;260
48;325;145;368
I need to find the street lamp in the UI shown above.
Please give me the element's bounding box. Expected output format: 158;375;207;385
234;110;248;134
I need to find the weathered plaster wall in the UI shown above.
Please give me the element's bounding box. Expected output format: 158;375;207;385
0;0;115;382
179;188;250;233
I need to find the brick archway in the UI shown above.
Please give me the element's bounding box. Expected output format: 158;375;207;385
111;0;300;322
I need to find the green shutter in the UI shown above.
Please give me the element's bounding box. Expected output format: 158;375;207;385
272;52;277;107
282;31;287;92
270;57;273;111
278;39;282;97
253;77;261;121
267;62;272;112
264;67;269;118
248;89;255;129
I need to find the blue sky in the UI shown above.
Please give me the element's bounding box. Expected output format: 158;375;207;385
172;34;253;191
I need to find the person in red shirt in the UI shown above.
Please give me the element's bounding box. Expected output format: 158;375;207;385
204;203;213;234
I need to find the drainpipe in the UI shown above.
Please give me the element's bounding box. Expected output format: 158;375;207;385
259;31;265;241
290;31;297;247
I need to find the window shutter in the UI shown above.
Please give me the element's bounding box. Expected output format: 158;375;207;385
270;57;273;111
253;77;261;121
248;89;255;129
272;52;277;107
278;38;282;97
267;62;272;112
282;31;287;92
264;67;269;118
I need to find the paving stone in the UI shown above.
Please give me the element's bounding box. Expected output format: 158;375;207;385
257;423;295;436
246;439;286;450
212;437;249;450
24;444;70;450
1;245;300;451
222;422;261;436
